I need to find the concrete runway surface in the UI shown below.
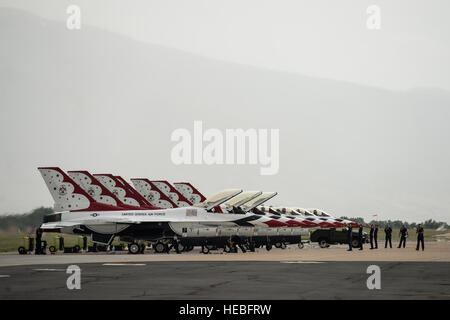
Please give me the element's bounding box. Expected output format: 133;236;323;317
0;261;449;299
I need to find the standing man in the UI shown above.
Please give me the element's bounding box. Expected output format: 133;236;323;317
398;224;408;248
416;224;425;251
384;224;392;248
369;224;374;249
374;224;379;249
35;228;42;255
347;224;353;251
358;224;364;250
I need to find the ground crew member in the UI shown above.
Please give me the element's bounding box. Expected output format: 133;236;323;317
398;224;408;248
369;224;374;249
35;228;42;255
374;224;379;249
416;224;425;251
384;224;392;248
347;224;353;251
358;225;364;250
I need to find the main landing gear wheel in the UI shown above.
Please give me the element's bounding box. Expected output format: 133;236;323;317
201;246;210;254
176;243;185;253
128;243;140;254
154;242;167;254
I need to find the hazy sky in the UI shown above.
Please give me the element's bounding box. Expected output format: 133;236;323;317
1;1;449;224
2;0;450;91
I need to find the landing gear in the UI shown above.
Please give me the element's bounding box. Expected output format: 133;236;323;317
201;246;210;254
128;242;141;254
154;241;167;254
176;242;185;253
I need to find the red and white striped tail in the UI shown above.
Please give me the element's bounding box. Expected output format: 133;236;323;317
173;182;206;205
38;167;124;212
131;178;177;208
93;174;156;209
150;180;192;207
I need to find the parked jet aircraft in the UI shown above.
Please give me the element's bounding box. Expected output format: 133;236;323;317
307;208;358;227
38;167;284;254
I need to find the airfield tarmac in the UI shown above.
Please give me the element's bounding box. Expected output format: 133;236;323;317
0;241;449;299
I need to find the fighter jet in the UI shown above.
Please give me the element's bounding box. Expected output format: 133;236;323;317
307;208;359;228
37;167;283;254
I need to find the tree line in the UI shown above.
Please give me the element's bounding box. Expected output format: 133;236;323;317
340;216;448;229
0;207;54;232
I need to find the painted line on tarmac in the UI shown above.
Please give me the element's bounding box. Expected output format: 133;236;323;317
33;268;66;271
102;263;146;266
280;261;324;264
0;275;11;278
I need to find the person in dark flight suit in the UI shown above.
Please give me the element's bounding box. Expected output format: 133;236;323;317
35;228;43;255
358;225;364;250
347;224;353;251
374;224;379;249
416;224;425;251
369;224;374;249
398;224;408;248
384;224;392;248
